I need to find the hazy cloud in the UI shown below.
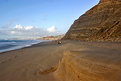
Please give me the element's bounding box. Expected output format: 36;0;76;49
47;26;56;32
1;19;14;28
14;25;34;30
0;24;60;39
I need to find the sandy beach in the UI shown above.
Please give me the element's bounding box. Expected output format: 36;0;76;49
0;40;121;81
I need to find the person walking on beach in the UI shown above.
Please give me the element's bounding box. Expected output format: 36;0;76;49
57;41;62;44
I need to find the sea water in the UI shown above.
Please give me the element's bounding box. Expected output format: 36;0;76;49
0;40;44;53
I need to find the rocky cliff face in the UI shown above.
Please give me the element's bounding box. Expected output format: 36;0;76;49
63;0;121;41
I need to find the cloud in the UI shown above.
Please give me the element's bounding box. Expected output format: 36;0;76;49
0;24;60;39
24;26;33;30
14;25;23;29
11;31;16;34
1;19;14;28
14;25;33;30
47;26;56;32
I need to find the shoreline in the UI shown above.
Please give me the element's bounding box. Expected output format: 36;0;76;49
0;40;51;54
0;40;64;81
1;39;120;54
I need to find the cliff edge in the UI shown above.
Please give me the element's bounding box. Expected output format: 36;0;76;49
63;0;121;41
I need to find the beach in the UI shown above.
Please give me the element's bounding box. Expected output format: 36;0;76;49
0;40;121;81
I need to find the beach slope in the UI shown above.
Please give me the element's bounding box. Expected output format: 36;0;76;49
0;41;121;81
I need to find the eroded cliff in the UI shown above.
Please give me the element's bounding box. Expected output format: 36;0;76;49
63;0;121;41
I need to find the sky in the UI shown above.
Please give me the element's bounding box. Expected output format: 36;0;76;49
0;0;99;39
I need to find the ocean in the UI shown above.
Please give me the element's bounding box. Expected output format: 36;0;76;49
0;40;44;53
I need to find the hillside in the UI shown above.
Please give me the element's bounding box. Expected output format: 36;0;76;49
63;0;121;41
37;35;64;40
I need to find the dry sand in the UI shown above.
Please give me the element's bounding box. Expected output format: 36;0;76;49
0;40;121;81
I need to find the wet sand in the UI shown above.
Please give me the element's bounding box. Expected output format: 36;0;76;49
0;40;121;81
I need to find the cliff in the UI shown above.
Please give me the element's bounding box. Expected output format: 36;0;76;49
37;0;121;81
53;1;121;80
63;0;121;41
37;35;64;40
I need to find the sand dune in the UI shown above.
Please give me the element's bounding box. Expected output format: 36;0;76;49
54;48;121;81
